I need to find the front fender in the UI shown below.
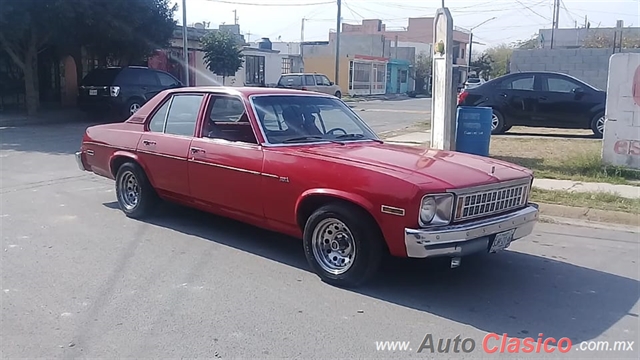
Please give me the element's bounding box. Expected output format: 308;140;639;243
295;188;376;217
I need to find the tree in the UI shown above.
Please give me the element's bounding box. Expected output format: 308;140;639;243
411;51;432;94
470;53;492;80
484;44;513;78
513;35;539;50
201;30;244;85
583;31;640;49
0;0;176;116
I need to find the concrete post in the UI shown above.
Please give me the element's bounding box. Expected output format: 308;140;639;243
430;7;456;151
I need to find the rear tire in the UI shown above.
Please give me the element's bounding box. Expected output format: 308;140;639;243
303;203;384;288
491;110;507;134
590;112;605;138
115;162;158;219
123;99;143;119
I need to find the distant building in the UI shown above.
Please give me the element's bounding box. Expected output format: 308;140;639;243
538;26;640;49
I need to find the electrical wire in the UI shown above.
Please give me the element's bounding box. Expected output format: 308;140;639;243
514;0;551;22
206;0;334;6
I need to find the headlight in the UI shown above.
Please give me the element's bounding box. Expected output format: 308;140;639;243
419;193;454;227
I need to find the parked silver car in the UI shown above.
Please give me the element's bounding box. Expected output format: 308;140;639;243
277;73;343;98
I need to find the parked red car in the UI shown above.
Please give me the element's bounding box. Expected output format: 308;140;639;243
75;87;539;287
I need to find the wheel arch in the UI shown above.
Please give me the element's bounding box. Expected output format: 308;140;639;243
109;151;152;184
294;189;389;253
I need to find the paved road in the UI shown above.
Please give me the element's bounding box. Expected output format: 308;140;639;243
1;123;638;359
351;98;431;134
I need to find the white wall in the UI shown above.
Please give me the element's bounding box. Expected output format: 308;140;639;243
602;53;640;169
398;41;432;58
192;49;288;87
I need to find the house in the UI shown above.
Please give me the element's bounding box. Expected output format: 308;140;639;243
333;18;469;64
149;25;300;87
301;33;416;96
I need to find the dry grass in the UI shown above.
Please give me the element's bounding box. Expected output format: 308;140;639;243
490;137;640;185
531;188;640;214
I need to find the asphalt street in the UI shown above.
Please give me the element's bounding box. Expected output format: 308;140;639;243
350;97;431;134
1;120;639;359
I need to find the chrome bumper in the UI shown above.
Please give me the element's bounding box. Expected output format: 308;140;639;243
404;204;539;258
75;151;86;171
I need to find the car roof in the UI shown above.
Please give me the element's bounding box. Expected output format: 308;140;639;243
164;86;335;98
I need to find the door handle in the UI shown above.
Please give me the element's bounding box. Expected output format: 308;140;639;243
142;140;156;146
190;147;205;154
499;93;507;98
538;96;548;100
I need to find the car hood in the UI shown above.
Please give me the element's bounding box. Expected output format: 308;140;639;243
296;142;532;189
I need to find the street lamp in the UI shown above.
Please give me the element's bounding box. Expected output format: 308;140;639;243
467;17;497;71
181;0;190;86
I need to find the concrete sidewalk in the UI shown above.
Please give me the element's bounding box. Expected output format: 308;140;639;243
382;132;640;200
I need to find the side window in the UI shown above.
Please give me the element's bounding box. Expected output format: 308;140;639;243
304;75;316;86
164;94;203;136
547;77;579;93
209;97;246;123
148;99;170;132
501;76;534;91
316;75;331;86
157;72;179;87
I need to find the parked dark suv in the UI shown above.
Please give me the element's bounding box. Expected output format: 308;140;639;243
457;71;606;137
78;66;182;118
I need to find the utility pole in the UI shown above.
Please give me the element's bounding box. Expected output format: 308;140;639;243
233;10;238;25
301;18;305;71
467;17;496;75
181;0;189;86
335;0;342;85
550;0;560;49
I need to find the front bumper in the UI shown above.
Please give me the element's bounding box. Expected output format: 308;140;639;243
404;204;539;258
75;151;87;171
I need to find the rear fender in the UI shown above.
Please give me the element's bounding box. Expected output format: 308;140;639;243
108;151;151;183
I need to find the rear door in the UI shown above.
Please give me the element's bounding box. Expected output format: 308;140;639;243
137;93;205;198
494;74;538;126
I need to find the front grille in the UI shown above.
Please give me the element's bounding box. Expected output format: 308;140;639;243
453;182;529;222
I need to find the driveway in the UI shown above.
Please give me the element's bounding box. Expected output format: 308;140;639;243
1;121;638;358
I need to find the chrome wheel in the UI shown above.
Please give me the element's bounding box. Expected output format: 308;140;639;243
129;103;141;115
596;116;605;134
118;170;140;210
491;113;499;130
311;218;356;275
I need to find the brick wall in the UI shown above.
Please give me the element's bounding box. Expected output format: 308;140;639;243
510;48;640;90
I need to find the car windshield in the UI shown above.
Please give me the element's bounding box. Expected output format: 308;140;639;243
251;95;378;144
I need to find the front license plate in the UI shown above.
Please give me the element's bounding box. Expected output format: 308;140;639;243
89;89;97;95
489;229;515;253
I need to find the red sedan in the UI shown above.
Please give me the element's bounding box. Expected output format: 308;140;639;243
75;87;539;287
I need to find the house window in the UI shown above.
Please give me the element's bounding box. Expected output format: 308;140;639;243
281;58;292;74
245;55;265;86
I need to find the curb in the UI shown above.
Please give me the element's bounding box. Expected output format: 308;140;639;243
536;203;638;229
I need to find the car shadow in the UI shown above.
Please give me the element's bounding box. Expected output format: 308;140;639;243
0;112;123;155
102;200;639;344
497;131;597;140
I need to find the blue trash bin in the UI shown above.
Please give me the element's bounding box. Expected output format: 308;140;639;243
455;106;493;156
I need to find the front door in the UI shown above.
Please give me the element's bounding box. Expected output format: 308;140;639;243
537;74;595;127
187;94;265;222
136;93;205;198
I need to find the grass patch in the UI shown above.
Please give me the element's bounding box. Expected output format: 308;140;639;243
531;188;640;214
490;137;640;185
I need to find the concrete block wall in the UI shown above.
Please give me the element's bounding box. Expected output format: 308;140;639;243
510;48;640;90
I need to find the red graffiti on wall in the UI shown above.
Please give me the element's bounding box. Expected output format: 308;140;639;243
614;140;640;156
634;64;640;106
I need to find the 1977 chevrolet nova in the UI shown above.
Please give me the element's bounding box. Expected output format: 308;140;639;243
75;87;539;287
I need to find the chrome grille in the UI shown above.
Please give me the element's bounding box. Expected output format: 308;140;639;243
454;182;529;222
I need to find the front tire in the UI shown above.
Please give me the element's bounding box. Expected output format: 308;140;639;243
115;162;158;219
334;91;342;98
590;112;605;138
303;203;384;288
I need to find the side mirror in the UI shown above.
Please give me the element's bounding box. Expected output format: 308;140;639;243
329;81;334;85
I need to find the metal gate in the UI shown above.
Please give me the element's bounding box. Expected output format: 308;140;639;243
348;59;387;96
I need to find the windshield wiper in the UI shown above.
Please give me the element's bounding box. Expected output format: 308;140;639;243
335;133;384;143
282;136;344;145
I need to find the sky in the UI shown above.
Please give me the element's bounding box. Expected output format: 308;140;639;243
171;0;640;51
